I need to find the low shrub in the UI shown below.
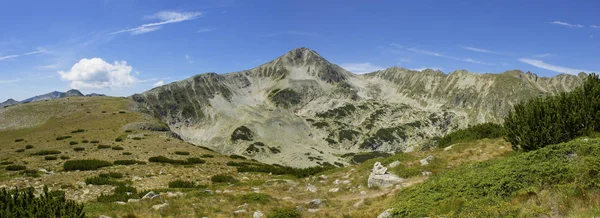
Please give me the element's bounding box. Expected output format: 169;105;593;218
113;160;146;165
90;140;100;144
239;193;272;204
350;152;393;164
210;174;238;184
25;145;34;149
148;156;204;165
60;156;70;160
235;164;333;178
122;152;132;155
111;146;124;150
115;137;123;142
437;123;506;148
15;149;25;153
267;207;301;218
56;136;72;141
81;140;89;143
100;172;123;179
23;169;40;177
229;154;247;160
119;111;126;114
32;150;61;156
5;165;26;171
174;151;190;155
44;156;58;160
132;137;142;140
71;129;85;134
85;176;123;186
200;154;214;158
0;187;85;217
14;139;24;142
168;180;196;188
125;130;132;133
0;161;14;165
97;145;111;149
63;159;112;171
186;158;205;164
97;185;137;203
73;147;85;152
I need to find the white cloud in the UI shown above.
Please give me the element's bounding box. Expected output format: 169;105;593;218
549;21;583;28
153;80;164;87
23;48;47;56
340;62;385;74
407;47;495;65
58;58;138;89
185;55;193;63
591;25;600;29
0;54;19;60
197;28;215;33
534;53;553;58
460;46;506;55
519;58;594;75
411;67;443;72
111;11;202;35
0;78;21;84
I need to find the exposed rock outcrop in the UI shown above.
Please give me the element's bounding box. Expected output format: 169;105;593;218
368;162;403;188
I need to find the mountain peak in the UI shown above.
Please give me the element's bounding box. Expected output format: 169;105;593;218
280;47;323;63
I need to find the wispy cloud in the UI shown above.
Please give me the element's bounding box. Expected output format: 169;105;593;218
0;54;19;61
390;43;403;49
340;62;385;74
519;58;595;75
533;53;553;58
23;48;47;56
185;55;193;64
197;28;215;33
460;45;507;55
549;21;584;28
407;47;495;65
153;80;165;87
111;11;202;35
0;78;21;84
264;31;319;37
591;25;600;29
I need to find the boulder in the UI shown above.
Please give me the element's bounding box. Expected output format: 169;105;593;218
142;191;160;199
306;184;317;193
372;162;387;175
152;203;169;211
329;188;339;193
420;155;435;166
368;162;403;188
308;199;324;208
233;209;246;214
253;210;264;218
377;208;393;218
115;201;126;205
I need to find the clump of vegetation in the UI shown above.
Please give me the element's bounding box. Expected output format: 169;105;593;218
97;185;138;203
111;146;124;150
23;169;40;178
14;139;24;142
0;187;84;217
100;172;123;179
69;141;79;145
25;145;34;149
56;136;72;141
437;123;505;148
32;150;61;156
113;160;146;165
148;156;204;165
174;151;190;155
115;137;124;142
60;156;70;160
90;140;100;144
230;154;247;160
71;129;85;134
119;111;126;114
44;156;58;160
85;175;124;186
316;104;356;119
200;154;214;158
168;179;196;188
360;126;407;150
267;207;301;218
63;159;112;171
239;193;272;204
5;165;26;171
230;126;254;142
234;162;333;178
81;140;89;143
73;147;85;152
15;149;25;153
505;74;600;151
97;145;111;149
132;137;142;140
312;121;329;129
0;161;14;165
210;174;238;184
348;151;393;163
268;147;281;154
338;129;360;142
391;138;600;217
122;152;132;155
268;88;301;108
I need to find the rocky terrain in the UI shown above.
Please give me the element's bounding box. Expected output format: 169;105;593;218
131;47;585;167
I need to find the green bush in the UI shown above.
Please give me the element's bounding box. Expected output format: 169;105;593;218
5;165;26;171
0;187;84;217
23;169;40;177
44;156;58;160
239;193;272;204
73;147;85;152
25;145;34;149
148;156;203;165
229;154;247;160
115;137;123;142
230;126;254;142
56;136;72;140
132;137;142;140
63;159;112;171
200;154;214;158
349;152;392;164
505;73;600;151
85;176;123;186
174;151;190;155
235;163;333;178
97;145;111;149
437;123;505;148
122;152;132;155
71;129;85;134
113;160;146;165
0;161;14;165
81;140;89;143
267;207;301;218
210;174;238;184
111;146;124;150
14;139;24;142
168;179;196;188
15;149;25;153
60;156;70;160
90;140;100;144
32;150;61;156
97;185;138;203
186;157;206;164
125;130;133;133
100;172;123;179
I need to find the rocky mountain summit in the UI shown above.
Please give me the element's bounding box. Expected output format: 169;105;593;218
131;47;585;167
2;89;104;108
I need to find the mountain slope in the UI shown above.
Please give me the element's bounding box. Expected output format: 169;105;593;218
22;89;84;103
131;48;584;167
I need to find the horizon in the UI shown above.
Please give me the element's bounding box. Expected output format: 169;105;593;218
1;0;600;100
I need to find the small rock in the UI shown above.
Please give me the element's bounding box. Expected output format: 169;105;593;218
342;180;351;184
422;171;433;176
166;191;184;198
353;199;364;208
360;191;367;195
308;209;321;213
152;203;169;211
420;155;435;166
115;201;126;205
142;191;160;199
377;208;393;218
443;145;454;151
319;175;328;180
388;161;401;168
131;176;143;181
296;206;303;212
237;203;248;208
282;197;292;200
215;190;222;194
253;210;264;218
251;187;260;193
76;181;86;188
127;199;140;203
306;184;317;193
333;179;341;185
233;209;246;214
98;215;112;218
499;146;505;149
308;199;324;208
329;188;339;193
223;189;233;194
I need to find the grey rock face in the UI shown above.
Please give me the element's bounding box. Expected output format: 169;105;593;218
368;162;403;188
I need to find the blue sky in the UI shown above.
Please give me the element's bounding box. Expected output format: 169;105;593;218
1;0;599;101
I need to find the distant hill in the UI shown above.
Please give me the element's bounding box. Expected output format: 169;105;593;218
2;89;104;108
